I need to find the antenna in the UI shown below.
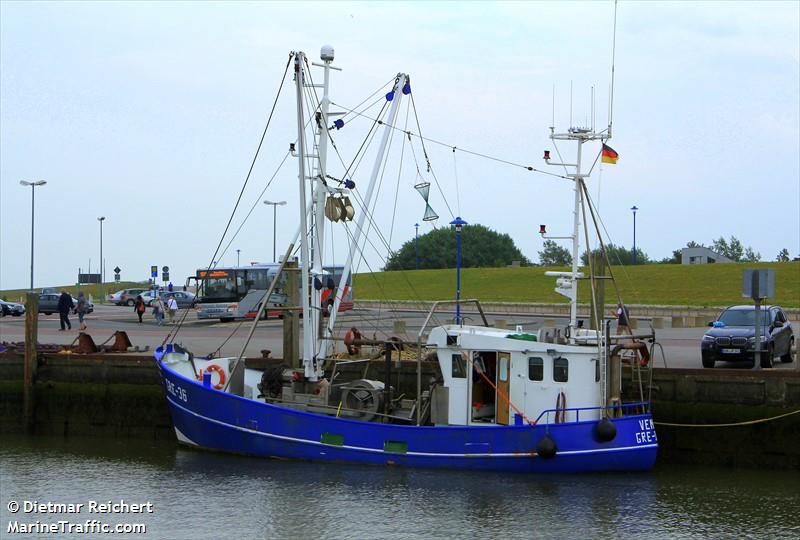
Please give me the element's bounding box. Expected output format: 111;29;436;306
569;80;573;128
591;85;595;132
551;83;555;129
608;0;618;137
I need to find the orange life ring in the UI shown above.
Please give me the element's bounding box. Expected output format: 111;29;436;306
197;364;226;390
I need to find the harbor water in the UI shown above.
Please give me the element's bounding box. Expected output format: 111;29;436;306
1;435;798;540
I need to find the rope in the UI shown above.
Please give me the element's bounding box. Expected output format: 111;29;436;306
460;351;534;425
655;408;800;428
164;53;293;347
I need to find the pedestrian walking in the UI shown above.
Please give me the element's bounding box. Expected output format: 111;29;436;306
134;295;146;324
57;290;74;331
76;291;89;331
153;296;166;326
167;296;178;324
167;282;174;292
612;303;631;335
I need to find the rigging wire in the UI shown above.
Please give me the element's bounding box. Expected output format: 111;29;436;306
218;152;291;260
164;53;294;346
331;100;571;181
409;92;454;219
388;100;411;251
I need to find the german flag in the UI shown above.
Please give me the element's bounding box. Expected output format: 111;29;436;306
601;144;619;165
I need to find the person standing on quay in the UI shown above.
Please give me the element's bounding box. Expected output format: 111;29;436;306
153;295;166;326
167;295;178;324
134;295;146;324
57;290;74;331
76;290;89;331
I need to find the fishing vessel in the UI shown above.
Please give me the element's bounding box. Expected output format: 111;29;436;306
155;42;658;473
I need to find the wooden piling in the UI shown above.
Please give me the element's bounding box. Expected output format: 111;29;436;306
283;259;300;369
23;292;39;432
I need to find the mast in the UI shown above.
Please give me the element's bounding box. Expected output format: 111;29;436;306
544;126;606;337
293;51;316;379
307;46;339;368
322;74;410;358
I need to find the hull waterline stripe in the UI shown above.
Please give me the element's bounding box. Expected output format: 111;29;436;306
167;396;657;459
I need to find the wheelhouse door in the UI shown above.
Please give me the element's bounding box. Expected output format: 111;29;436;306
496;352;511;425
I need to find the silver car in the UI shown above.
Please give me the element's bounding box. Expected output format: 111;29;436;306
0;300;25;317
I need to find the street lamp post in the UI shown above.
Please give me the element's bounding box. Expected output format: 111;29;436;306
236;249;241;266
449;216;467;324
20;180;47;290
630;206;638;265
415;223;419;270
98;217;106;301
264;200;287;263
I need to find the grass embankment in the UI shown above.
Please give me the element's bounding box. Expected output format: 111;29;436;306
354;262;800;307
0;282;146;304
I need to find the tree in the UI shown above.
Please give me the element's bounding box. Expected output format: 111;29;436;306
712;236;745;261
538;240;572;266
383;223;531;271
580;243;650;266
776;248;790;262
742;247;761;262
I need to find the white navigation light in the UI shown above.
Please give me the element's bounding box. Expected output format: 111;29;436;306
320;45;334;62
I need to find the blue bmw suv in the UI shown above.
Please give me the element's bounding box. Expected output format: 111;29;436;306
701;305;795;368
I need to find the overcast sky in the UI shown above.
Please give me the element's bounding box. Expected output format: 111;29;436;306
1;1;798;291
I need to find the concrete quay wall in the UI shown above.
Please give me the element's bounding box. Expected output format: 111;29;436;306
359;300;800;327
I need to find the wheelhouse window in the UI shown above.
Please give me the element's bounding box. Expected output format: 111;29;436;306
451;354;467;379
553;357;569;382
499;356;509;382
528;357;544;381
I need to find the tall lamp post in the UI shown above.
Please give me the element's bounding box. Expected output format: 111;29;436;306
630;205;638;265
450;216;467;324
20;180;47;290
264;200;287;263
97;217;106;300
236;249;241;266
414;223;419;270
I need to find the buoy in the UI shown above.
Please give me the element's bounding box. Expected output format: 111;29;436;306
595;418;617;442
536;434;557;459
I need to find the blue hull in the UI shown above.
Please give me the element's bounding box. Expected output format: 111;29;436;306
158;362;658;473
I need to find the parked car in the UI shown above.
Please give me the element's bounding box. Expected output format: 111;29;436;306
0;300;25;317
38;294;94;315
161;291;196;309
140;290;196;309
701;305;795;369
110;288;150;306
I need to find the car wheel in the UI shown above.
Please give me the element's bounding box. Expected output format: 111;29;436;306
781;338;795;363
701;353;715;369
760;344;774;369
220;317;234;323
126;299;135;306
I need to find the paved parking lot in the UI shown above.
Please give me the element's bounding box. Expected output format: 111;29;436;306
1;304;796;370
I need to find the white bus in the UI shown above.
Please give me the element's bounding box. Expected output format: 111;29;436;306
189;263;353;322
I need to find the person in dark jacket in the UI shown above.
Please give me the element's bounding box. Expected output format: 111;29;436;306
57;290;74;331
134;295;146;324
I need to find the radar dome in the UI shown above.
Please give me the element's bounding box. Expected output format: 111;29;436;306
320;45;335;61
